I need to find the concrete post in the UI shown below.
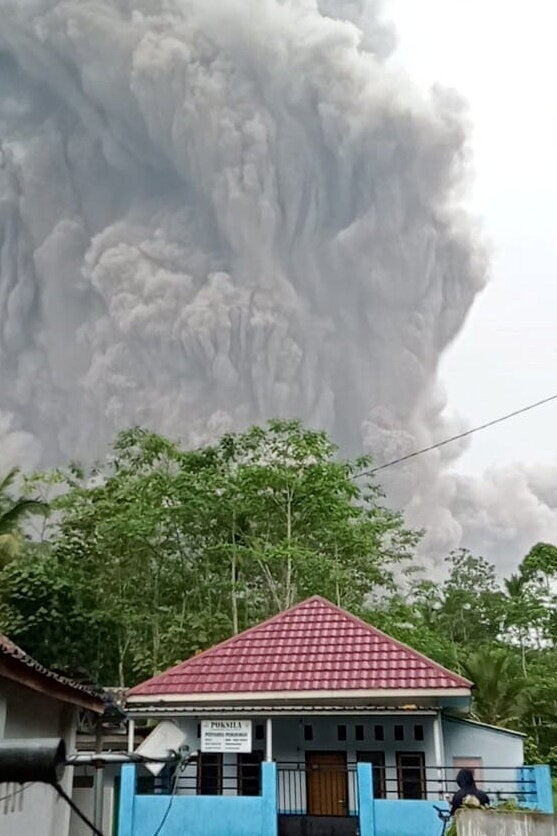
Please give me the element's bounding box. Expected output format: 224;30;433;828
533;765;554;814
265;718;273;762
261;761;278;836
118;764;137;836
127;718;135;753
433;711;446;799
357;762;375;836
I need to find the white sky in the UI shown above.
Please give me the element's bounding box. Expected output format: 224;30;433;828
385;0;557;475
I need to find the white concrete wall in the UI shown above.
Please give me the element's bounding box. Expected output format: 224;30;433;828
168;714;525;806
459;809;556;836
175;715;440;802
443;718;525;800
0;677;77;836
69;765;120;836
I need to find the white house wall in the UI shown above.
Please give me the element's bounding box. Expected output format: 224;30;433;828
69;764;121;836
175;715;440;802
443;718;525;800
166;714;526;804
0;677;77;836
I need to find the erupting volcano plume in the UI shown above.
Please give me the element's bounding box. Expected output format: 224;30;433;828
1;0;555;565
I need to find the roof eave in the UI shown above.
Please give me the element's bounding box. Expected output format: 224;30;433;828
0;656;105;714
127;705;442;718
127;686;472;706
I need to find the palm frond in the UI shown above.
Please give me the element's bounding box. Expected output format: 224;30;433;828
0;499;49;534
0;468;19;495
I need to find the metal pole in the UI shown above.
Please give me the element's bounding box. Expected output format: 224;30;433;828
93;719;104;832
265;718;273;762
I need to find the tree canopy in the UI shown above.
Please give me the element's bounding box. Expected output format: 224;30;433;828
0;421;415;684
1;420;556;766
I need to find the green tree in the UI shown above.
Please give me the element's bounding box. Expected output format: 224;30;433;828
460;645;530;727
1;421;418;685
439;549;504;645
0;545;111;678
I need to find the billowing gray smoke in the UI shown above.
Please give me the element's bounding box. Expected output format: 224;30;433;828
1;0;554;567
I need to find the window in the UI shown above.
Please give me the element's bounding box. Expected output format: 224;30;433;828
355;725;364;741
255;724;265;740
357;751;386;799
238;752;263;796
374;725;384;741
73;774;94;789
396;752;426;800
394;725;404;741
414;724;424;742
197;753;222;795
337;724;347;741
304;725;313;741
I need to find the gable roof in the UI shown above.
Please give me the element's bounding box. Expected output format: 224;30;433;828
0;634;105;713
128;596;471;702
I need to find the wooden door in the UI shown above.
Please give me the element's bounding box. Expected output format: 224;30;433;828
306;751;348;816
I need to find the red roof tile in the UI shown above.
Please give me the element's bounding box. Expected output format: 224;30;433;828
128;597;471;698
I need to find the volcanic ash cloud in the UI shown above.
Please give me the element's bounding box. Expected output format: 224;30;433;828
2;0;548;566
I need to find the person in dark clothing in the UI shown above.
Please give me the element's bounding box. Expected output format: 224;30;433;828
450;769;490;815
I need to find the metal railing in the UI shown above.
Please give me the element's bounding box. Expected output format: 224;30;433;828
374;765;536;804
278;763;359;815
276;763;537;814
144;758;264;797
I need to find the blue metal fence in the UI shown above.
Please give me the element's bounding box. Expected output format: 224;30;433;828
356;763;554;836
118;762;278;836
117;761;553;836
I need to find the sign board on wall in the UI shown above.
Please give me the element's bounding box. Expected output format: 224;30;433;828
200;720;252;753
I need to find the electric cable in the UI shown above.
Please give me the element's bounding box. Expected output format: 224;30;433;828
0;783;33;803
53;781;105;836
151;754;189;836
357;392;557;477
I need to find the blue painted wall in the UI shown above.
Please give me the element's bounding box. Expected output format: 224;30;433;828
356;761;554;836
520;765;554;814
118;758;552;836
373;801;449;836
356;764;375;836
357;762;449;836
118;762;277;836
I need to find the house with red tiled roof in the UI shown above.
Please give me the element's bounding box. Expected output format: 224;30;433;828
118;597;551;836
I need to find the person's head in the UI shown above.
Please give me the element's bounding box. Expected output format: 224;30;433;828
456;769;477;790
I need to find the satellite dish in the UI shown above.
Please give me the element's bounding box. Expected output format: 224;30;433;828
135;721;187;776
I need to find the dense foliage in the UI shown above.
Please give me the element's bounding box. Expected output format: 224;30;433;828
1;421;556;765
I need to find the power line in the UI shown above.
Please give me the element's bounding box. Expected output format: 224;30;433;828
54;782;105;836
357;392;557;478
